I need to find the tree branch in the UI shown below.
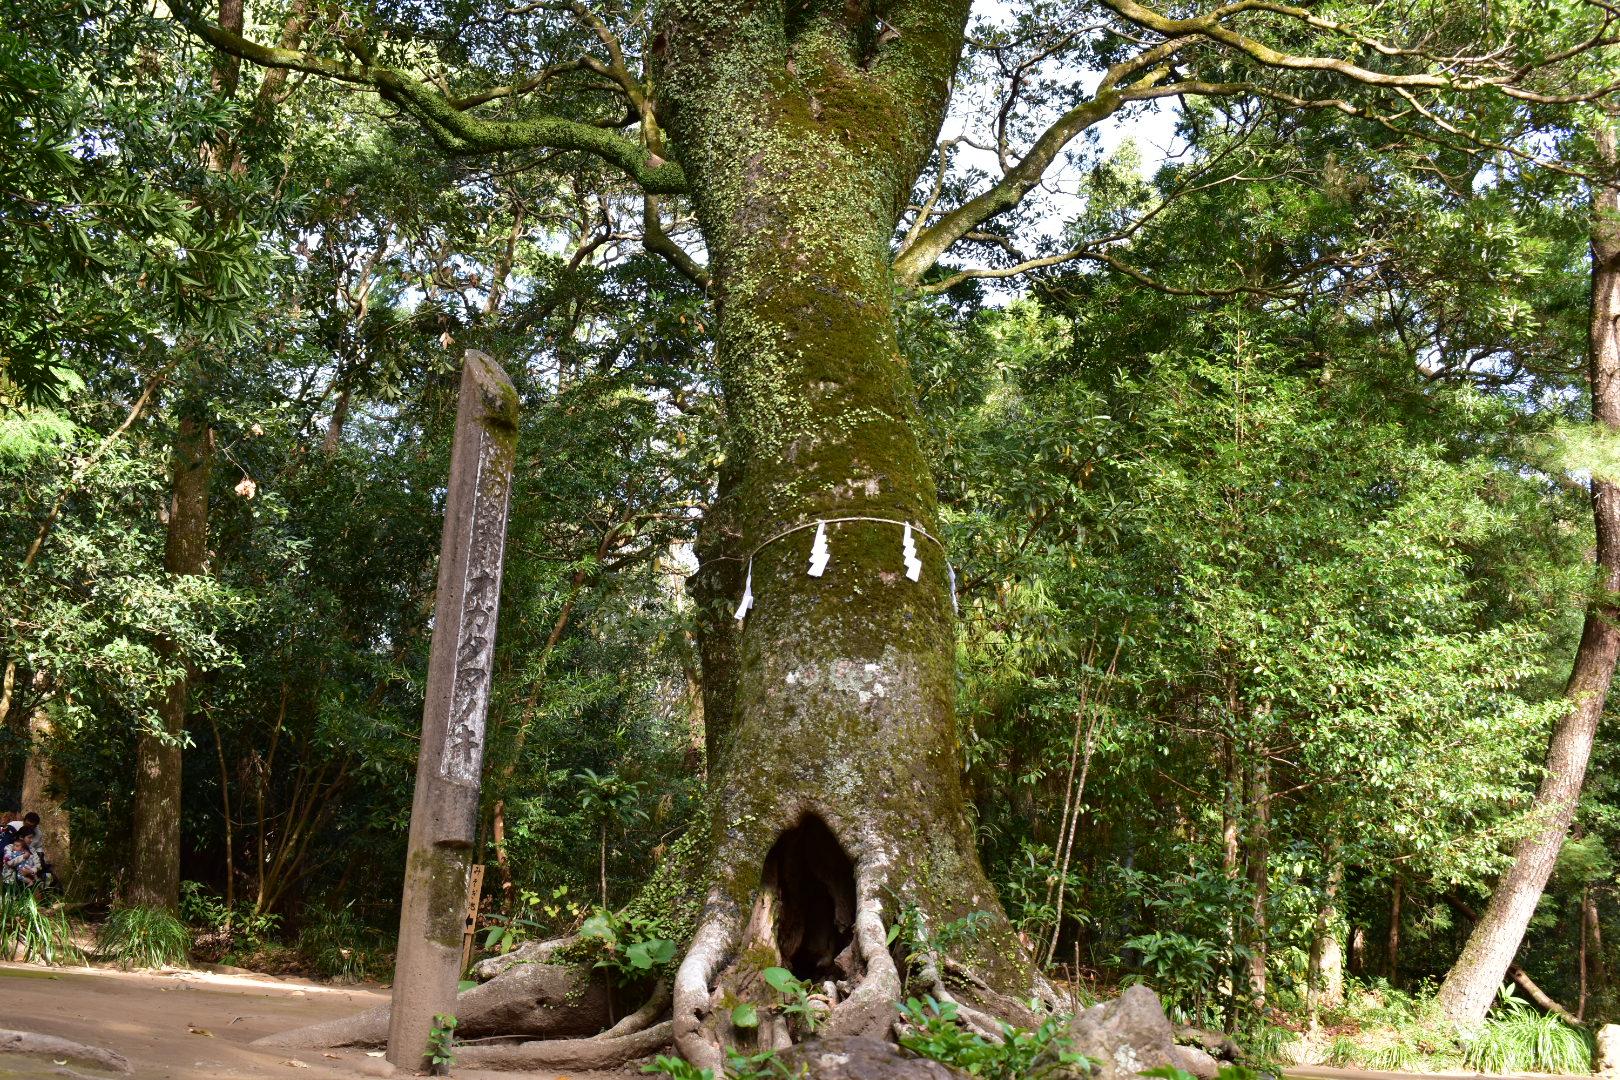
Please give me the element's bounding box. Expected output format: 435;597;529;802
172;1;687;193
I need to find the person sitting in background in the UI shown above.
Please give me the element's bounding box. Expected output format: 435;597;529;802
3;812;52;884
2;826;40;887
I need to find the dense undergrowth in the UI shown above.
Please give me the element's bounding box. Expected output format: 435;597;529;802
1321;984;1592;1074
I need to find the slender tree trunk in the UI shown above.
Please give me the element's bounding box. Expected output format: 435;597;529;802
1387;875;1402;985
492;798;514;914
1438;125;1620;1027
322;380;352;457
1245;752;1270;1010
1581;887;1590;1021
129;412;211;912
1309;845;1345;1011
1222;730;1243;1029
1586;888;1607;998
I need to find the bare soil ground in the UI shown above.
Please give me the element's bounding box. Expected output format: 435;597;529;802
0;961;639;1080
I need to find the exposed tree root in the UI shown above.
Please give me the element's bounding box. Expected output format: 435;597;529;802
673;895;742;1072
0;1029;132;1075
914;950;1005;1041
251;961;611;1049
670;814;1046;1069
602;979;671;1038
456;1020;674;1071
822;886;903;1039
469;935;575;981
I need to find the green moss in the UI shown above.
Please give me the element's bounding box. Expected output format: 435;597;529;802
408;846;472;949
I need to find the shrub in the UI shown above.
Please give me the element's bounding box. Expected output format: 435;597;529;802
897;996;1087;1079
1463;995;1592;1075
180;881;281;962
99;905;190;969
297;904;388;982
0;885;83;965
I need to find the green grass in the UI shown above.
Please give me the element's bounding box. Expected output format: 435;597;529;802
0;885;84;966
99;905;190;969
1463;1001;1593;1075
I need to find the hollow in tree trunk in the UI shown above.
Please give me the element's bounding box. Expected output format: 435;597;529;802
1437;125;1620;1027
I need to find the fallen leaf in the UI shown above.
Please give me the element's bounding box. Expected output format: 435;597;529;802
282;1060;309;1069
323;1052;340;1059
188;1027;213;1037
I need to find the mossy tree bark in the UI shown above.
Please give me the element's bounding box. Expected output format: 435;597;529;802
130;409;211;912
1437;124;1620;1028
652;2;1035;1065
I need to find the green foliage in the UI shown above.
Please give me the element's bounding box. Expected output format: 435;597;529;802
180;881;281;961
297;904;389;983
427;1013;457;1071
0;885;83;965
1462;990;1594;1074
577;906;677;983
642;1048;805;1080
897;997;1087;1079
99;905;190;970
762;966;823;1034
1322;983;1467;1071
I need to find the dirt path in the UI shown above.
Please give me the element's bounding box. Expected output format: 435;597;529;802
0;962;638;1079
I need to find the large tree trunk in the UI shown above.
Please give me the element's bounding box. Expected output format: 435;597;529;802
651;6;1036;1068
1437;125;1620;1027
129;411;211;912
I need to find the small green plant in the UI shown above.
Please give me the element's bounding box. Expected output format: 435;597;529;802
897;996;1087;1079
481;885;584;957
0;884;83;965
427;1013;457;1073
641;1048;803;1080
1463;989;1593;1074
887;906;994;971
578;906;677;983
644;1055;713;1080
99;904;190;969
762;966;824;1035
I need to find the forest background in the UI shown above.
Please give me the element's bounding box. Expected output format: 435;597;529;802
6;0;1620;1068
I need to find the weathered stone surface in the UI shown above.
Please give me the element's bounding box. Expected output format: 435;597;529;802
387;349;518;1072
774;1036;969;1079
1170;1043;1220;1079
1173;1024;1243;1063
1596;1023;1620;1079
1068;985;1180;1080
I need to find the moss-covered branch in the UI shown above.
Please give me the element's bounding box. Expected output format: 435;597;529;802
172;2;688;194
